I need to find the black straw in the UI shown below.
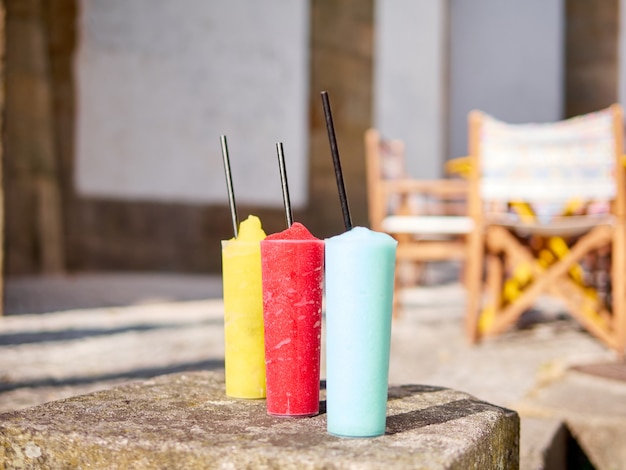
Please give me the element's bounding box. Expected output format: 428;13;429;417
220;135;239;238
321;91;353;231
276;142;293;228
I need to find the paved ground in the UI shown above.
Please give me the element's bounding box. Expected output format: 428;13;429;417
1;272;625;469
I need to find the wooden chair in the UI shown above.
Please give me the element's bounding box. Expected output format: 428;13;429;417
364;129;473;309
464;105;626;356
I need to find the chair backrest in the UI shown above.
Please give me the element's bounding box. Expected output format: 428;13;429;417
365;129;407;231
468;105;626;221
365;129;470;232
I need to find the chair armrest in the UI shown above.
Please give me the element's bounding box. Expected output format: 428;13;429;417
381;178;468;197
380;179;468;217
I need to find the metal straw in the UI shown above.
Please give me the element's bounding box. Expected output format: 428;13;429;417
276;142;293;228
220;135;239;237
321;91;353;231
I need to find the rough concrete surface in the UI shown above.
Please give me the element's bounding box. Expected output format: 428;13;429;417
515;370;626;470
0;371;519;469
1;272;624;469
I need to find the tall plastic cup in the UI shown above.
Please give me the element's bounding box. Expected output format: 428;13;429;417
260;223;324;417
325;226;397;437
221;216;266;399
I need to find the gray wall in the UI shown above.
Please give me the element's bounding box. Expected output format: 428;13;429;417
374;0;446;179
75;0;310;208
374;0;564;174
449;0;564;159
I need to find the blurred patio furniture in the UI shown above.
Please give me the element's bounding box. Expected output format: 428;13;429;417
464;104;626;356
364;129;472;313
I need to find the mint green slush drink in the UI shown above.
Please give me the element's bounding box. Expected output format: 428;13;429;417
325;227;397;437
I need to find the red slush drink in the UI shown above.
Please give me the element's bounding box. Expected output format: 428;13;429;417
260;223;324;416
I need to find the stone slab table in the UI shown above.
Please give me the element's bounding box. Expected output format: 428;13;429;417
0;371;519;469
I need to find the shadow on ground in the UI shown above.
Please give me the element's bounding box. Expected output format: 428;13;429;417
4;273;223;315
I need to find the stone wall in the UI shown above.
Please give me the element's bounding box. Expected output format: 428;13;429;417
0;0;4;312
565;0;618;117
5;0;65;275
306;0;374;236
3;0;619;275
5;0;374;275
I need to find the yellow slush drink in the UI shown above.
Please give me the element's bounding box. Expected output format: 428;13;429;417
222;215;267;398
